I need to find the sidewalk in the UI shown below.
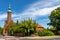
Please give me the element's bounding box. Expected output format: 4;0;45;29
0;36;60;40
19;36;60;39
0;38;5;40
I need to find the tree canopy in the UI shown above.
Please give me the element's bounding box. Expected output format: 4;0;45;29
7;18;38;36
48;7;60;30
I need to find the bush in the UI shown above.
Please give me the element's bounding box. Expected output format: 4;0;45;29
38;29;54;36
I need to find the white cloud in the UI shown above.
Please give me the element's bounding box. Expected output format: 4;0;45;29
0;0;60;27
0;0;60;21
0;13;17;20
29;0;60;8
17;5;60;20
0;5;59;21
17;0;60;20
0;14;7;20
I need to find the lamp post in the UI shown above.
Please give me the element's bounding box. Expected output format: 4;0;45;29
11;29;13;36
28;29;30;36
11;31;13;36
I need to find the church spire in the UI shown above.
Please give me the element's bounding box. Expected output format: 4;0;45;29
7;4;12;21
7;4;12;13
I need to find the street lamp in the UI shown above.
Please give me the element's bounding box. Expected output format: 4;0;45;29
28;29;30;36
11;31;13;36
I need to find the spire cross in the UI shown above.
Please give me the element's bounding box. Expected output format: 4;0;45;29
9;3;11;9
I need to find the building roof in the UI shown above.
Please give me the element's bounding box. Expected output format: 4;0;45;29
38;25;44;28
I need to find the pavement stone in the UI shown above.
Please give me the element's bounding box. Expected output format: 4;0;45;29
0;38;5;40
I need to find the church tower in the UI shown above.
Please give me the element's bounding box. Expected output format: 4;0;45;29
7;4;12;21
3;4;13;36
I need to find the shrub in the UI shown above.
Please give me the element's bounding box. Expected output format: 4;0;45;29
38;29;54;36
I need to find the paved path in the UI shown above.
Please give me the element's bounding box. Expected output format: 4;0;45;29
0;38;60;40
0;38;5;40
0;36;60;40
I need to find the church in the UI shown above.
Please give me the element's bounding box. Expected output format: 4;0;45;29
3;5;44;36
3;5;13;36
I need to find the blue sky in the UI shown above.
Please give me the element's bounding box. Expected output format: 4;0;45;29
0;0;60;28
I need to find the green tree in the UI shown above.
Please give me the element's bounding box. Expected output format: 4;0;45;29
49;26;57;30
0;27;3;35
48;7;60;31
16;20;19;25
7;18;38;36
17;19;38;36
7;22;17;35
38;29;54;36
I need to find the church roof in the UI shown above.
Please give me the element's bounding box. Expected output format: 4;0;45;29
7;4;12;13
